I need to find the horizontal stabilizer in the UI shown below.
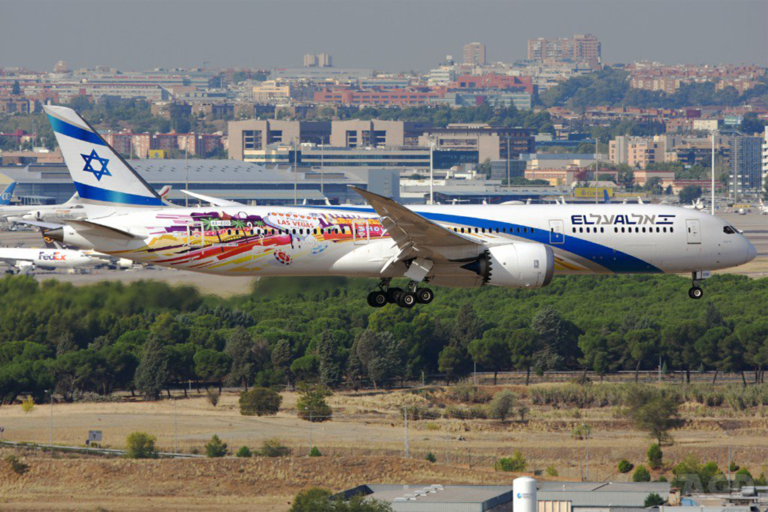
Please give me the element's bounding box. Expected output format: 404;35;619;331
67;219;143;241
181;190;243;207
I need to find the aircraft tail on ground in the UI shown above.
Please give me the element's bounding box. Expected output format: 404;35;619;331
43;105;164;209
0;182;17;205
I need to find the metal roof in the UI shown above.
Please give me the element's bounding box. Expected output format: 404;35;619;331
166;189;328;201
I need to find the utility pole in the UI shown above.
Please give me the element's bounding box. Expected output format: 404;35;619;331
174;399;178;456
595;137;599;204
711;130;716;215
184;146;189;208
319;137;324;197
403;407;410;458
506;136;510;188
445;435;450;465
49;390;53;445
585;427;589;480
309;412;313;455
429;139;435;205
293;140;298;206
473;360;477;385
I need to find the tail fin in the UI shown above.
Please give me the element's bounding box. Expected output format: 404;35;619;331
43;105;163;208
603;189;611;204
0;182;16;205
63;192;79;205
157;185;172;199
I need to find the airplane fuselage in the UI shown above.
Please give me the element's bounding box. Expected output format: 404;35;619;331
51;203;756;287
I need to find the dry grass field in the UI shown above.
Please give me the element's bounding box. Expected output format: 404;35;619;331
1;384;767;510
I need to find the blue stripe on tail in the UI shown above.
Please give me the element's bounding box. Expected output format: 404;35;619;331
46;115;106;146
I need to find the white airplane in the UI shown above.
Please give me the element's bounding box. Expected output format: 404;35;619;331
41;105;756;303
683;198;705;210
0;182;17;206
758;199;767;215
0;186;172;225
0;236;96;274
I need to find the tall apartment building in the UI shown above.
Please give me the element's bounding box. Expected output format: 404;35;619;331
303;53;333;68
762;127;768;192
572;34;601;62
419;124;534;162
609;136;665;169
730;135;763;197
228;119;331;160
463;42;487;66
527;34;601;63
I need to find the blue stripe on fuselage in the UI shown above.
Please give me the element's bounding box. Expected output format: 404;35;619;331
46;115;106;146
300;205;661;274
75;182;165;206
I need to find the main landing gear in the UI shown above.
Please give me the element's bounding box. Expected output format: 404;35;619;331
688;271;705;300
366;279;434;308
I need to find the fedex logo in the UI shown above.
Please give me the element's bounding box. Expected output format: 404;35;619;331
38;252;67;261
572;214;675;226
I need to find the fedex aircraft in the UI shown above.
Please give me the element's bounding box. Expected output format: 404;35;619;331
0;233;96;274
41;105;756;305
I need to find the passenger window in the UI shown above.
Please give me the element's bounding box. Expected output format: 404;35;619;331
670;227;674;233
573;228;577;234
531;228;535;234
621;227;625;233
523;228;528;233
614;227;618;233
642;227;646;233
600;227;604;233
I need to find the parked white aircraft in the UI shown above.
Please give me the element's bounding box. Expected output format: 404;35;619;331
683;198;705;210
0;182;17;206
41;106;756;303
0;242;96;274
758;199;768;215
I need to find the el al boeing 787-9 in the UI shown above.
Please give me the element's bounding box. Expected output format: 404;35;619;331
37;105;756;306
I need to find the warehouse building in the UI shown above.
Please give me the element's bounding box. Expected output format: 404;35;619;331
0;160;399;206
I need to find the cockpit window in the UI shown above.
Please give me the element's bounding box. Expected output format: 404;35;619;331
723;226;736;235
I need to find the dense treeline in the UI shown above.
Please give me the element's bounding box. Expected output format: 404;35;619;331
540;68;768;117
0;274;766;404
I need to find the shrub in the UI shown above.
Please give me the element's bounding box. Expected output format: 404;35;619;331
4;455;28;475
487;390;517;422
236;446;252;458
296;384;333;422
261;438;291;457
445;405;487;420
309;446;321;457
401;405;440;421
125;432;158;459
21;396;34;413
206;388;221;407
618;458;633;473
734;467;754;489
205;435;228;457
729;461;740;472
517;406;530;422
657;475;668;482
546;465;559;477
290;488;392;512
571;424;592;440
496;450;527;472
648;443;663;470
644;492;664;507
425;452;437;463
451;385;491;404
633;465;651;482
239;387;282;417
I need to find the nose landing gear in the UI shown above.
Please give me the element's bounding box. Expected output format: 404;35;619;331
688;271;708;300
366;279;435;308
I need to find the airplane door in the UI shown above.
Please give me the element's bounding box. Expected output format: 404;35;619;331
686;219;701;245
353;220;369;245
187;221;205;247
549;220;565;245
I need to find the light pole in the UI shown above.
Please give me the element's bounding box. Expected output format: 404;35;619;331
47;390;53;445
184;146;189;208
174;399;178;456
711;130;716;215
429;139;435;205
594;138;599;204
403;407;410;458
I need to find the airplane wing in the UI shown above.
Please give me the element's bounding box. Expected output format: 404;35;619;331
350;186;479;252
181;190;243;207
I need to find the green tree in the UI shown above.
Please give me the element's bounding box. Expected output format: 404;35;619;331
438;345;467;385
626;387;681;444
317;330;344;388
194;349;232;391
134;335;169;400
205;434;228;457
625;328;660;382
633;465;651;482
224;326;259;390
679;185;703;205
468;329;511;385
239;387;282;416
532;306;582;368
272;339;293;386
236;446;252;458
125;432;158;459
296;383;333;422
509;328;538;385
648;443;663;470
496;450;527;472
487;390;517;422
644;493;665;507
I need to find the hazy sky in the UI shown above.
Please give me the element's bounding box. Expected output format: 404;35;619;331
1;0;766;72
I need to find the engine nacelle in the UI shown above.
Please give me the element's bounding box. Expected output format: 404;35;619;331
463;242;554;288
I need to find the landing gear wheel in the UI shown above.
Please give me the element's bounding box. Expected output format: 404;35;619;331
386;287;404;304
415;288;434;304
688;287;704;300
397;292;417;308
367;291;388;308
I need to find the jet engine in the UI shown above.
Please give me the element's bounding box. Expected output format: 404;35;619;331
462;242;554;289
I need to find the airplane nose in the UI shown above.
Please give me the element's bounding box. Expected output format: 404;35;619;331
745;241;757;264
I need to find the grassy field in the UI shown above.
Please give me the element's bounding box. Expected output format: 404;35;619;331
2;383;767;510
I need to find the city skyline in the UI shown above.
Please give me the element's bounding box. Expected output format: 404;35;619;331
1;0;766;72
